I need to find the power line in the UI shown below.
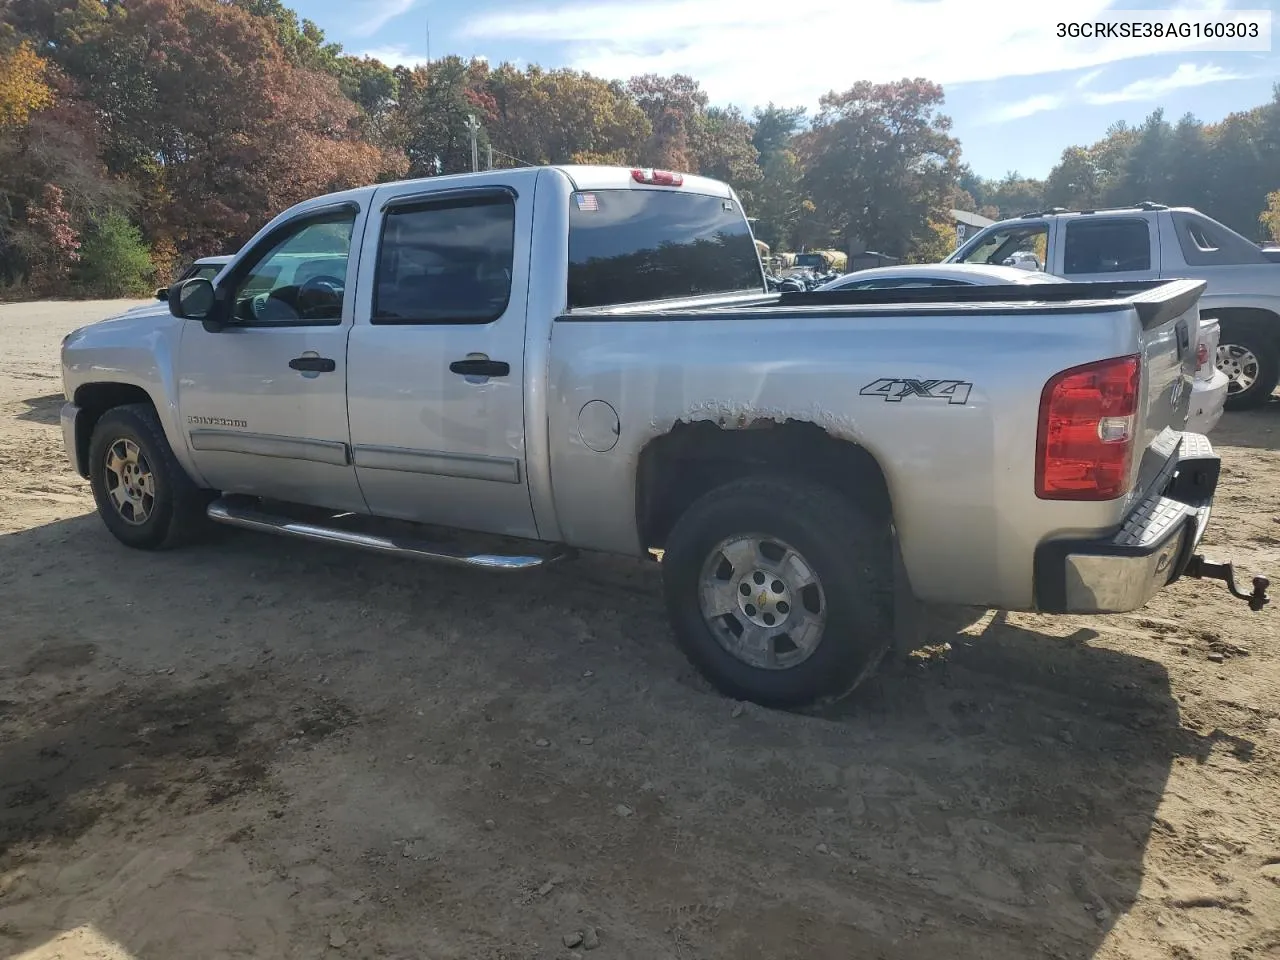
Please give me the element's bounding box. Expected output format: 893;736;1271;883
488;146;538;168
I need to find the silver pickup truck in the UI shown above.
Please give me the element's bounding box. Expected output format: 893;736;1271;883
59;166;1269;708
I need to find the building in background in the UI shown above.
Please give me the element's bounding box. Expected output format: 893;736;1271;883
952;209;995;249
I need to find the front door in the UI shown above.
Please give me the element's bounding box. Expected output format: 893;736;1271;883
345;174;539;539
176;203;368;513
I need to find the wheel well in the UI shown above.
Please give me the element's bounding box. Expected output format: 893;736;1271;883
1204;307;1280;345
636;419;892;550
71;383;155;476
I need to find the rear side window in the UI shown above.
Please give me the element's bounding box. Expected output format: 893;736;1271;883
1170;211;1267;266
373;195;515;325
568;190;763;309
1063;219;1151;274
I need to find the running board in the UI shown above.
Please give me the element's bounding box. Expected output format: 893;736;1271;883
206;496;573;571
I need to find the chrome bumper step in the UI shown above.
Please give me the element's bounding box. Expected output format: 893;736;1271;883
207;496;573;571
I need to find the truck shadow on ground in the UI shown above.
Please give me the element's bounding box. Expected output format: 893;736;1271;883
0;513;1253;960
14;392;63;426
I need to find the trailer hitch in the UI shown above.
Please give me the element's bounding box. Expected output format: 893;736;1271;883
1184;555;1270;612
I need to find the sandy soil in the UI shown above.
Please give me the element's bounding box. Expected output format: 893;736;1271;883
2;299;1280;960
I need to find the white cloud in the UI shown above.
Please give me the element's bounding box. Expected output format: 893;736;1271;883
459;0;1260;109
1074;68;1105;90
348;0;418;39
357;45;430;68
1083;63;1247;105
986;94;1066;123
356;48;492;69
978;60;1247;124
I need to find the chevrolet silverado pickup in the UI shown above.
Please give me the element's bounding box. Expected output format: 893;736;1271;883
947;203;1280;409
59;166;1269;708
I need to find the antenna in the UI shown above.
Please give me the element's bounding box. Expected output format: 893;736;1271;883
425;21;431;73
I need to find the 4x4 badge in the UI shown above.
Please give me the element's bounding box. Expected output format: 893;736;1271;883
859;378;973;405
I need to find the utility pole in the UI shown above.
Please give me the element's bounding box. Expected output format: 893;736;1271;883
486;143;493;170
465;114;480;172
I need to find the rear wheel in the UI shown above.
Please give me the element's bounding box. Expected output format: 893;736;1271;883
1217;325;1279;411
661;476;891;709
88;403;214;549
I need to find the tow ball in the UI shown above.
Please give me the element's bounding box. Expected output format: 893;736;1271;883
1184;555;1271;612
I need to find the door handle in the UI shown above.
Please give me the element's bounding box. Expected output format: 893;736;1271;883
289;356;336;373
449;358;510;378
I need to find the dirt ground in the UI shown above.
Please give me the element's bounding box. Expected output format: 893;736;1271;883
2;300;1280;960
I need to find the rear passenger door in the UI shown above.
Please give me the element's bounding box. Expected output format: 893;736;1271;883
1053;216;1159;283
345;175;540;539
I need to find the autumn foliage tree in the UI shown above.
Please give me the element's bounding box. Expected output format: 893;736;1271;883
3;0;1280;295
969;87;1280;240
799;79;960;259
1261;191;1280;244
0;40;54;127
65;0;404;253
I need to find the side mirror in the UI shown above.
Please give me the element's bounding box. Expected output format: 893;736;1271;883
168;277;223;331
155;287;169;301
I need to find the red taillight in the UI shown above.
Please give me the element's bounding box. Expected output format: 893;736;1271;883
631;168;683;186
1196;342;1209;372
1035;355;1141;501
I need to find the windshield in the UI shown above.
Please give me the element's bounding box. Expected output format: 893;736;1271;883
176;261;226;283
953;223;1048;271
567;190;763;309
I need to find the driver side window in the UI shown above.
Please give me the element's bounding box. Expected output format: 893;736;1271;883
957;223;1047;271
231;210;356;326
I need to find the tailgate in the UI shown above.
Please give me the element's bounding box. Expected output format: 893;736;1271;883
1130;280;1205;501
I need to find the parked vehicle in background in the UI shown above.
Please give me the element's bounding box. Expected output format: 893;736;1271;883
793;250;848;274
57;166;1267;709
815;263;1063;291
155;255;233;301
817;263;1228;436
1190;317;1229;435
947;204;1280;409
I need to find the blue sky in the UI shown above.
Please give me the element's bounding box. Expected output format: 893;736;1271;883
293;0;1279;179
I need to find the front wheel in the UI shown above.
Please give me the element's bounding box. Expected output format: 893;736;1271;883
661;476;892;709
88;403;213;549
1217;325;1279;411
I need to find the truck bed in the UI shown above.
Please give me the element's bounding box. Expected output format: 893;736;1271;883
550;278;1205;610
559;278;1203;327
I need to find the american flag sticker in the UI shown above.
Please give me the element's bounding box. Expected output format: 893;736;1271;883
575;192;599;211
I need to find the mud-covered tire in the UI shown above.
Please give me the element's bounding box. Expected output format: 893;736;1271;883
88;403;214;550
661;476;892;709
1217;324;1279;411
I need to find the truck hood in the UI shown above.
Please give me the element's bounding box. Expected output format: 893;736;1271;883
63;302;182;350
121;299;168;316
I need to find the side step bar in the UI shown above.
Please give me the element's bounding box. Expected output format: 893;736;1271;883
206;496;574;571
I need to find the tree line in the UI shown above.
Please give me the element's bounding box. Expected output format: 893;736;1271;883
1;0;1278;298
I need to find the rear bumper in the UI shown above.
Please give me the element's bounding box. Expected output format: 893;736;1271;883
1034;433;1219;614
1187;369;1229;436
61;402;86;477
